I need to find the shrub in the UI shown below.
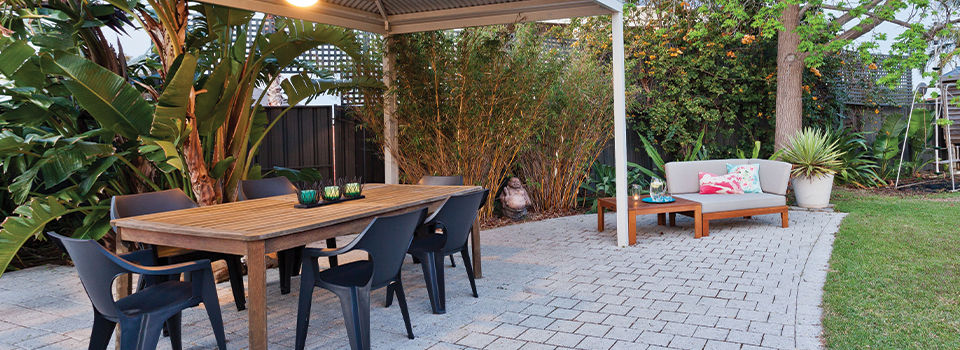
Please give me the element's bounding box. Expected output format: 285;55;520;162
350;24;614;217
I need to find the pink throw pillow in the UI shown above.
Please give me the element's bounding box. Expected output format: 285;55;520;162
698;172;744;194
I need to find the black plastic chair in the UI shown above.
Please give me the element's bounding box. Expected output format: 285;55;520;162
47;232;227;350
417;175;465;267
238;177;329;295
407;190;487;314
111;189;248;311
417;175;464;186
295;208;426;350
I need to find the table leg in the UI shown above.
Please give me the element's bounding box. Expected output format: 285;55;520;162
669;213;676;227
628;212;637;245
693;209;703;238
657;213;665;226
113;230;132;348
246;242;268;350
471;217;482;279
597;206;605;232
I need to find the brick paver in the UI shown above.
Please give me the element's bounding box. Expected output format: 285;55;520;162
0;210;843;349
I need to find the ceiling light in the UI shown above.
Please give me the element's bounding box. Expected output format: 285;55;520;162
286;0;319;7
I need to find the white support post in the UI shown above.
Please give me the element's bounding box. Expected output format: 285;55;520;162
382;34;400;184
612;10;629;247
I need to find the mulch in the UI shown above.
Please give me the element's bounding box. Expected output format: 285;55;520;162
480;208;587;229
853;174;958;196
7;238;71;272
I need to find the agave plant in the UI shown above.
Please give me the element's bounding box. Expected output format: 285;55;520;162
781;128;844;179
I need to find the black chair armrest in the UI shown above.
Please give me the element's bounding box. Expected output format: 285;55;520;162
116;258;213;276
120;250;156;266
302;246;353;258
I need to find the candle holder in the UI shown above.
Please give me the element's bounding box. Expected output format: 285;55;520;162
297;190;318;205
344;182;363;198
630;184;642;202
322;185;342;201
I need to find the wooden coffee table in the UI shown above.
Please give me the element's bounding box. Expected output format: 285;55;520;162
597;197;703;244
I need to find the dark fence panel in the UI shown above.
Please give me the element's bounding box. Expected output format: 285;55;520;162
335;107;385;183
595;123;654;171
258;106;384;182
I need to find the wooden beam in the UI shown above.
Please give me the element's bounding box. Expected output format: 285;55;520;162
387;0;597;22
612;10;628;247
382;35;400;184
196;0;387;33
374;0;390;31
388;4;612;34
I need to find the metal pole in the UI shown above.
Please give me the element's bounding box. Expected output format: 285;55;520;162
934;96;941;174
895;91;918;187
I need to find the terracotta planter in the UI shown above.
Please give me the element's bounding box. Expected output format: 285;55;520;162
791;174;834;208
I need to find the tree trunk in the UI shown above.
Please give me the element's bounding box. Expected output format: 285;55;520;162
775;4;804;150
184;88;221;205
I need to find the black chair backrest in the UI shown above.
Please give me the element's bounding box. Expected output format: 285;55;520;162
355;208;426;288
418;176;464;186
110;189;197;221
238;177;298;200
432;190;487;252
47;232;130;319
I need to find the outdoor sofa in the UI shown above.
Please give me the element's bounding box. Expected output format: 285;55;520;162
664;159;791;236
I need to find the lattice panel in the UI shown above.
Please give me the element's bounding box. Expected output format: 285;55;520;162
838;51;913;107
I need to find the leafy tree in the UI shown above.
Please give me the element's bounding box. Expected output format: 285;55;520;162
711;0;957;148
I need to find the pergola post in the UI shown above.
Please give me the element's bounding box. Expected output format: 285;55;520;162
611;10;629;247
382;34;400;184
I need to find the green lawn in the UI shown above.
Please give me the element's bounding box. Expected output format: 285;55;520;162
823;189;960;349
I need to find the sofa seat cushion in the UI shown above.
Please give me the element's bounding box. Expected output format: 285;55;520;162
673;193;786;213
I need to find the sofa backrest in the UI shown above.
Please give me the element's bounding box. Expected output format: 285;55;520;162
664;159;791;195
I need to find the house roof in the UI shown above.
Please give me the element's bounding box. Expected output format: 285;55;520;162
196;0;621;34
941;67;960;83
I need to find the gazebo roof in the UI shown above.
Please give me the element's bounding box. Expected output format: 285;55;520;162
198;0;621;34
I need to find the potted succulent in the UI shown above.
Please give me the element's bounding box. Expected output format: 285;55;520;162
781;128;843;208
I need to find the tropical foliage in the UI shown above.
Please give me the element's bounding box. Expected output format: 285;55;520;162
0;0;371;276
829;130;884;188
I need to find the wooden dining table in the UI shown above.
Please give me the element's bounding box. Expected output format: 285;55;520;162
111;184;484;350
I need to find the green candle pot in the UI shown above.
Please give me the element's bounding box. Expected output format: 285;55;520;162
322;186;341;201
298;190;317;205
344;183;362;198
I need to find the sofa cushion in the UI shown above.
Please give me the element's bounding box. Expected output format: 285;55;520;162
698;172;744;194
673;193;786;213
726;163;762;193
751;159;791;195
666;159;748;194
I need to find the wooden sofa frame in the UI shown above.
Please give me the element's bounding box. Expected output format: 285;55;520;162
678;205;788;237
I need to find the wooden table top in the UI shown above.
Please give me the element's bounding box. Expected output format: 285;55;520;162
111;184;482;241
597;196;700;211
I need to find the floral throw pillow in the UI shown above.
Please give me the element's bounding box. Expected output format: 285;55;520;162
698;172;744;194
726;163;762;193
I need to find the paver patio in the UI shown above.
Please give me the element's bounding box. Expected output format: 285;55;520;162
0;210;844;350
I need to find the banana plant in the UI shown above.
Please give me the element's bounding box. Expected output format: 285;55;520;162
0;0;160;276
105;0;381;204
